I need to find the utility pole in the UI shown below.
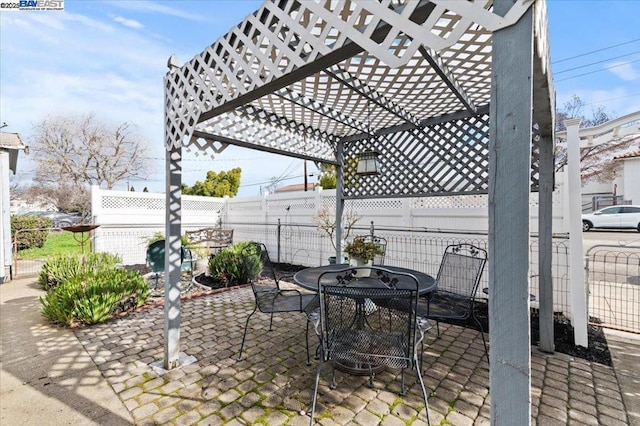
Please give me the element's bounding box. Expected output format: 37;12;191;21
304;160;308;191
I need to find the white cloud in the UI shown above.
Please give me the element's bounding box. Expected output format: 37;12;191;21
104;0;207;22
112;15;144;29
607;61;639;81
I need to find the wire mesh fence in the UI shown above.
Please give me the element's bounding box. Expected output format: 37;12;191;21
586;244;640;333
12;217;640;334
11;222;574;318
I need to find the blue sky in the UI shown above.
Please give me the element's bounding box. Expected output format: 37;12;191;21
1;0;639;196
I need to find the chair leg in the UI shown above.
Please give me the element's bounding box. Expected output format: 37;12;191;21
269;312;274;331
414;357;431;426
310;355;324;426
472;314;490;364
237;306;257;361
330;366;337;389
305;319;311;366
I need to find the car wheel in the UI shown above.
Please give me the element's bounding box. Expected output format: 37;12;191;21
582;221;592;232
58;220;72;228
637;223;640;233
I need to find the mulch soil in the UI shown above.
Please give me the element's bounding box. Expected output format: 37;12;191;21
126;263;612;366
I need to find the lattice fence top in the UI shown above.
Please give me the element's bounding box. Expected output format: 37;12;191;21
100;193;224;212
267;197;316;212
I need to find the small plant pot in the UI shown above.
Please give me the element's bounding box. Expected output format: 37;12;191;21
349;257;372;277
194;258;209;274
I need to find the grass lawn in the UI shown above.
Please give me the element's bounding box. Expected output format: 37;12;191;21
18;231;83;259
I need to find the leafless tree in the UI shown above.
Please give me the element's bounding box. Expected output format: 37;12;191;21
24;114;151;213
553;96;638;186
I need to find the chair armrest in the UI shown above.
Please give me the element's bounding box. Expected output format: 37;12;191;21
277;288;303;296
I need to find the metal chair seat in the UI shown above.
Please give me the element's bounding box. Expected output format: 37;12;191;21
420;243;489;362
237;242;317;364
329;329;409;369
255;290;318;313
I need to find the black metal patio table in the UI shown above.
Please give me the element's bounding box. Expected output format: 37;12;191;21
293;264;436;375
293;264;436;295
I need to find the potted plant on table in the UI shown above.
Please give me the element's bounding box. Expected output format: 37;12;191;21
344;238;384;277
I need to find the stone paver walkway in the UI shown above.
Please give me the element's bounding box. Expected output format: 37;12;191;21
73;286;631;425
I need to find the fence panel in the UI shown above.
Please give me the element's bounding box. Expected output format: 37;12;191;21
586;244;640;333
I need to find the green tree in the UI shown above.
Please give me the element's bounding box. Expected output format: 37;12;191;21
318;164;336;189
182;167;242;197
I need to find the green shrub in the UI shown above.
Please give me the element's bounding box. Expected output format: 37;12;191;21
10;215;51;250
208;241;262;286
40;269;149;326
38;252;121;291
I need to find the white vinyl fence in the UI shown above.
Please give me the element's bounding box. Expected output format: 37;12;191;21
91;186;571;315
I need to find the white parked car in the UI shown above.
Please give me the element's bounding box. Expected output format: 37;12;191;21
581;205;640;232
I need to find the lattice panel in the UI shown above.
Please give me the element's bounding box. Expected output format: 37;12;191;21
412;194;489;209
344;114;491;198
100;194;226;212
267;198;316;212
165;0;533;151
198;110;336;162
183;199;225;211
102;196;164;210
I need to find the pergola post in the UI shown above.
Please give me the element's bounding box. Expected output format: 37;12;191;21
564;118;588;347
538;133;555;353
335;141;345;261
489;0;533;423
164;122;183;370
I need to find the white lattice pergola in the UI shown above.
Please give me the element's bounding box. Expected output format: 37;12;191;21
163;1;555;422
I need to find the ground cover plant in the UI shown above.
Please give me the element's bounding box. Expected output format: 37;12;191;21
39;253;149;327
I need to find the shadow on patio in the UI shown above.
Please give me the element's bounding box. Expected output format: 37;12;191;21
75;286;628;425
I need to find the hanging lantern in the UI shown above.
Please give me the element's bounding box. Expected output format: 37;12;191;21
356;150;381;176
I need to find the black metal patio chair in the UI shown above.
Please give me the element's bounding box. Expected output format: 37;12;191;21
309;266;430;426
145;239;194;289
418;243;488;362
236;242;318;363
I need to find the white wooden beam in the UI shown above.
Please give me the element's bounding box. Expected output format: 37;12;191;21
489;1;533;423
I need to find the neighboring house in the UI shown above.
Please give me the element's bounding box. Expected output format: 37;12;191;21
580;141;640;211
614;149;640;207
0;132;28;282
274;183;318;193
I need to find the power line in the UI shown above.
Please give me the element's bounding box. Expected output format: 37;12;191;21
555;50;640;74
583;92;640;106
555;58;640;82
553;37;640;64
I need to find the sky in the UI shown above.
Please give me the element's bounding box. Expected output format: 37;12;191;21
1;0;639;196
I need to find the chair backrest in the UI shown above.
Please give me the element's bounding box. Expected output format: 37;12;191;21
435;243;487;298
185;228;233;249
317;266;419;369
242;242;279;292
146;240;166;273
353;235;388;265
145;239;192;274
